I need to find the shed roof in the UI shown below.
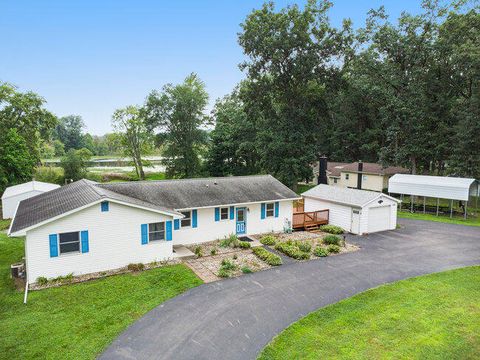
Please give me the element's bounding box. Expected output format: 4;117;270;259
2;181;60;200
302;184;399;207
388;174;477;201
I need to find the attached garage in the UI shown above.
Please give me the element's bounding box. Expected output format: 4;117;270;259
302;184;400;235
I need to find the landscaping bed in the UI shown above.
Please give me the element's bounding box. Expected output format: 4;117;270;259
256;227;359;261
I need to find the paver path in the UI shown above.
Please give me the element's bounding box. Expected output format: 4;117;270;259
100;219;480;360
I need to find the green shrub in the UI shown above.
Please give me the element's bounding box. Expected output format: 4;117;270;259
220;259;237;271
275;242;310;260
323;234;341;246
218;268;230;278
127;263;145;272
194;246;203;257
252;247;282;266
260;235;276;246
241;266;253;274
319;225;344;235
314;247;328;257
210;248;217;256
34;166;64;185
220;234;239;248
36;276;48;286
296;241;312;253
327;245;341;254
237;241;251;249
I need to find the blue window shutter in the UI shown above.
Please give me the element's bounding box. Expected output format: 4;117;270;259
101;201;109;212
229;206;234;220
214;208;220;222
81;230;89;253
166;221;172;241
192;210;198;228
174;219;180;230
141;224;148;245
261;203;266;219
275;202;279;218
49;234;58;257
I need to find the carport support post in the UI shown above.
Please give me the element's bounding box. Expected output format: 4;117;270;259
423;197;426;214
411;196;414;213
450;199;453;219
465;202;467;219
436;198;439;216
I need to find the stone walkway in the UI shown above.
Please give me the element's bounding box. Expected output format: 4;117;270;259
185;260;219;283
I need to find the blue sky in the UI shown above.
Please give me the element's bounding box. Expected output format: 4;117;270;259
1;1;422;135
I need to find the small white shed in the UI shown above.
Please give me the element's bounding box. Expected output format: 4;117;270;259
302;184;400;235
2;181;60;219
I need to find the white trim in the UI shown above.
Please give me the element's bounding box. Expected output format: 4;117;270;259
175;197;300;211
361;194;401;207
9;198;181;237
302;194;363;209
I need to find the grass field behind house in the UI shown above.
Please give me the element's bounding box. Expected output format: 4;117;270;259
0;233;202;359
398;211;480;227
259;266;480;360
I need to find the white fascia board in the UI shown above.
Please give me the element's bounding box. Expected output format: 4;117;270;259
361;194;401;207
9;198;181;237
175;197;301;211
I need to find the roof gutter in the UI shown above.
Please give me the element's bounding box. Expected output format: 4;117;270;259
175;197;301;211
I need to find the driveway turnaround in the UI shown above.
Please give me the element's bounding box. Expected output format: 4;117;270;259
100;219;480;360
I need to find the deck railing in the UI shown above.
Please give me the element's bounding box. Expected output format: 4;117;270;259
292;209;329;229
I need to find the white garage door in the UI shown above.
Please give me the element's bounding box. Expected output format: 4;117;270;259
367;206;391;233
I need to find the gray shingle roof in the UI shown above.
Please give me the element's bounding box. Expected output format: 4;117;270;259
302;184;398;207
9;179;181;234
99;175;298;210
10;175;298;234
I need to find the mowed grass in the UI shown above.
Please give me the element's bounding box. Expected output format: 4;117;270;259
259;266;480;360
398;210;480;227
0;234;203;359
0;218;11;231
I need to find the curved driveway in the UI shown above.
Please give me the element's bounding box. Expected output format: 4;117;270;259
100;219;480;360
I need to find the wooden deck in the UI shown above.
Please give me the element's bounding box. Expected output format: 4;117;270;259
293;209;329;230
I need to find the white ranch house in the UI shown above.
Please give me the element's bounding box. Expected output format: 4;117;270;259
302;184;400;235
9;176;299;284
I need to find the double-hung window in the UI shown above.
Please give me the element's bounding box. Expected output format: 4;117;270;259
149;222;165;241
266;203;275;218
59;231;80;254
220;207;229;220
181;211;191;227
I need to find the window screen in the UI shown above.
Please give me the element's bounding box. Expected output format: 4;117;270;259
220;207;229;220
149;222;165;241
266;203;275;217
181;211;191;227
59;231;80;254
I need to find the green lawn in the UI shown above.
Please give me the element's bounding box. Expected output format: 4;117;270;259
259;266;480;360
0;234;203;359
398;210;480;227
0;218;11;231
296;183;316;195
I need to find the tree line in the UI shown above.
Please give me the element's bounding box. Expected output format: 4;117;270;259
1;0;478;193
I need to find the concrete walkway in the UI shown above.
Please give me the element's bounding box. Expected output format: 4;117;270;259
100;219;480;360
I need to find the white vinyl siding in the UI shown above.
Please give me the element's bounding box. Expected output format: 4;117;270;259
25;202;173;283
173;201;294;246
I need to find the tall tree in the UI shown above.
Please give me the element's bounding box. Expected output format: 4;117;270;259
206;86;259;176
0;82;57;161
111;106;151;180
60;148;92;182
238;0;351;189
0;128;36;192
55;115;86;151
143;73;209;178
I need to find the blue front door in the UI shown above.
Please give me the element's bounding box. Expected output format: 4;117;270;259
236;207;246;235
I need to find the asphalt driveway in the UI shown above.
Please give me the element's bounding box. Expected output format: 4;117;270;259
100;219;480;360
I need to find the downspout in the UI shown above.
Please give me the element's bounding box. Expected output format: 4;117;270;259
23;275;29;304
